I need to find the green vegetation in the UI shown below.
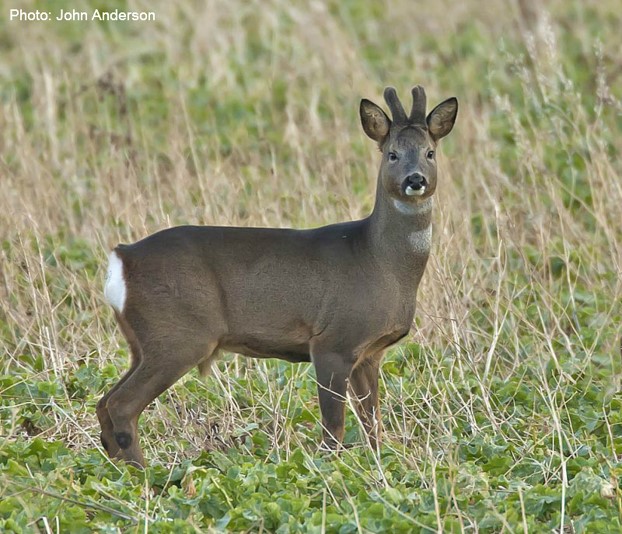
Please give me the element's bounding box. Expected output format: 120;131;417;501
1;0;621;531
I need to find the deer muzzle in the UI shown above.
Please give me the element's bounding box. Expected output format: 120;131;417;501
403;173;427;196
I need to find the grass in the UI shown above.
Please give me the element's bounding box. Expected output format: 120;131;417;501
1;0;622;531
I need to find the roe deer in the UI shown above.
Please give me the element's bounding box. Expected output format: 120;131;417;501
99;85;457;467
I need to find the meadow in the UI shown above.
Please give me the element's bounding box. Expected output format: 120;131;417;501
1;0;622;531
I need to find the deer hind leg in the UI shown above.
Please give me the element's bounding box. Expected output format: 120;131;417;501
103;319;218;467
97;312;142;459
349;357;382;449
105;343;214;467
97;356;139;459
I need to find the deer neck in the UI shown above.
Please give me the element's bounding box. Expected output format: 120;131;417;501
367;183;433;269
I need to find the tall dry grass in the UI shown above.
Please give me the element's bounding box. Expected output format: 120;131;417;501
1;0;621;508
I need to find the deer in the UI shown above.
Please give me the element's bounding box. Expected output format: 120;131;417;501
99;85;458;467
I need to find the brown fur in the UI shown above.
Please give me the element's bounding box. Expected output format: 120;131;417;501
98;85;458;467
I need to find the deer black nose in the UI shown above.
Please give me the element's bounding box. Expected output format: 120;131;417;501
404;172;427;191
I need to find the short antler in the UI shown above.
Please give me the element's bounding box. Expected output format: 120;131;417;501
383;86;427;126
383;87;408;124
409;85;427;124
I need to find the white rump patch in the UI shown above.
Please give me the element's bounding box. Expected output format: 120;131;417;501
104;250;127;313
409;225;432;255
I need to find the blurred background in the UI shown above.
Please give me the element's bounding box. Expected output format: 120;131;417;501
1;0;621;530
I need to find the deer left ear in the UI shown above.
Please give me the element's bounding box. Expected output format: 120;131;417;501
360;99;391;146
426;97;458;141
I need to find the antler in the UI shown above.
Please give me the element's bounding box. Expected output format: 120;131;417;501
409;85;427;125
383;87;408;124
383;86;427;126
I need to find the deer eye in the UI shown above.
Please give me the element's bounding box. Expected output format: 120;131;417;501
426;149;435;160
388;152;398;162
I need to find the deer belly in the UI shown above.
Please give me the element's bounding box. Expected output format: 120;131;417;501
360;327;411;357
222;337;312;363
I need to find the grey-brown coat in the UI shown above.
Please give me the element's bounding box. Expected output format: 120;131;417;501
99;85;458;467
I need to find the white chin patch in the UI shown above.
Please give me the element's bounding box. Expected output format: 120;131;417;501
405;185;426;197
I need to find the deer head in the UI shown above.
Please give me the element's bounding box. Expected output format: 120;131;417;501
360;86;458;204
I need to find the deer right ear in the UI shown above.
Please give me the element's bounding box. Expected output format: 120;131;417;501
426;97;458;141
360;99;391;145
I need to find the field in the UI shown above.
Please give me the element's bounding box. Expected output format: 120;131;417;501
1;0;622;531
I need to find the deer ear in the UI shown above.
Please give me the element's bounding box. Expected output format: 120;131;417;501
360;99;391;145
426;97;458;141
